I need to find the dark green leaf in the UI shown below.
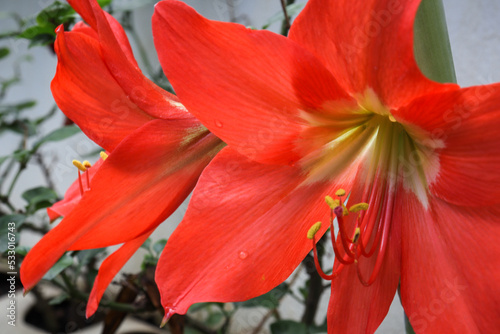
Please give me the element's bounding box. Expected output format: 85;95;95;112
76;248;106;268
0;47;9;59
405;313;416;334
152;238;167;255
309;321;328;334
0;155;10;167
22;186;58;212
32;125;80;150
140;238;151;252
43;253;73;280
188;302;221;313
48;293;69;305
12;149;31;164
97;0;113;7
205;311;224;327
238;283;288;309
18;25;55;39
15;246;29;256
270;320;308;334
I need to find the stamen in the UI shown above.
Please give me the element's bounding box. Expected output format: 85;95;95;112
82;160;91;169
72;159;86;172
335;188;346;197
325;196;339;210
349;203;369;213
100;151;108;160
307;222;322;240
306;222;336;280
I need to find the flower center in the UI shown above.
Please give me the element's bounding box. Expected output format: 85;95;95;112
301;89;437;285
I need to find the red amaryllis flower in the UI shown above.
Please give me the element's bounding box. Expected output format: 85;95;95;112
152;0;500;332
20;0;222;318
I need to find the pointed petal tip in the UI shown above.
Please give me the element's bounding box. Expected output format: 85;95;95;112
55;24;64;34
85;305;96;319
23;287;31;297
159;308;175;328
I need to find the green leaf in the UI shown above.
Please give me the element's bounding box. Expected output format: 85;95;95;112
140;238;152;252
405;313;416;334
308;321;328;334
97;0;113;7
15;246;29;256
32;125;80;150
48;293;69;305
12;149;32;164
206;311;224;327
0;47;9;59
270;320;308;334
0;214;25;253
188;302;221;313
238;283;288;309
0;100;37;114
43;253;73;280
413;0;457;84
76;248;106;268
0;155;10;167
18;25;55;39
152;239;167;256
22;186;58;212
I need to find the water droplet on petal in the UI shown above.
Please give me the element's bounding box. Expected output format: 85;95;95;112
239;251;248;259
215;120;223;128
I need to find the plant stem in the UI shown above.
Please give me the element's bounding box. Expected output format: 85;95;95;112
280;0;295;36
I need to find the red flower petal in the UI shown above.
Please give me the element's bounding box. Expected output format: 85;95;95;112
289;0;457;107
68;0;186;120
51;28;154;151
153;0;350;165
86;231;153;318
156;147;359;315
21;119;221;291
324;174;402;334
397;189;500;333
67;0;138;67
394;84;500;206
47;158;104;220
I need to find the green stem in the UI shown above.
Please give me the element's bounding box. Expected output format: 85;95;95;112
413;0;457;84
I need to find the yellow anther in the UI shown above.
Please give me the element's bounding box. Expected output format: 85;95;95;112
325;196;340;210
352;227;361;243
349;203;369;213
82;160;92;169
388;114;397;122
72;159;86;172
335;189;346;197
100;151;108;160
307;222;322;240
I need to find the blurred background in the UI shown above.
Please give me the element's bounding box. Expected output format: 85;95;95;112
0;0;499;333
